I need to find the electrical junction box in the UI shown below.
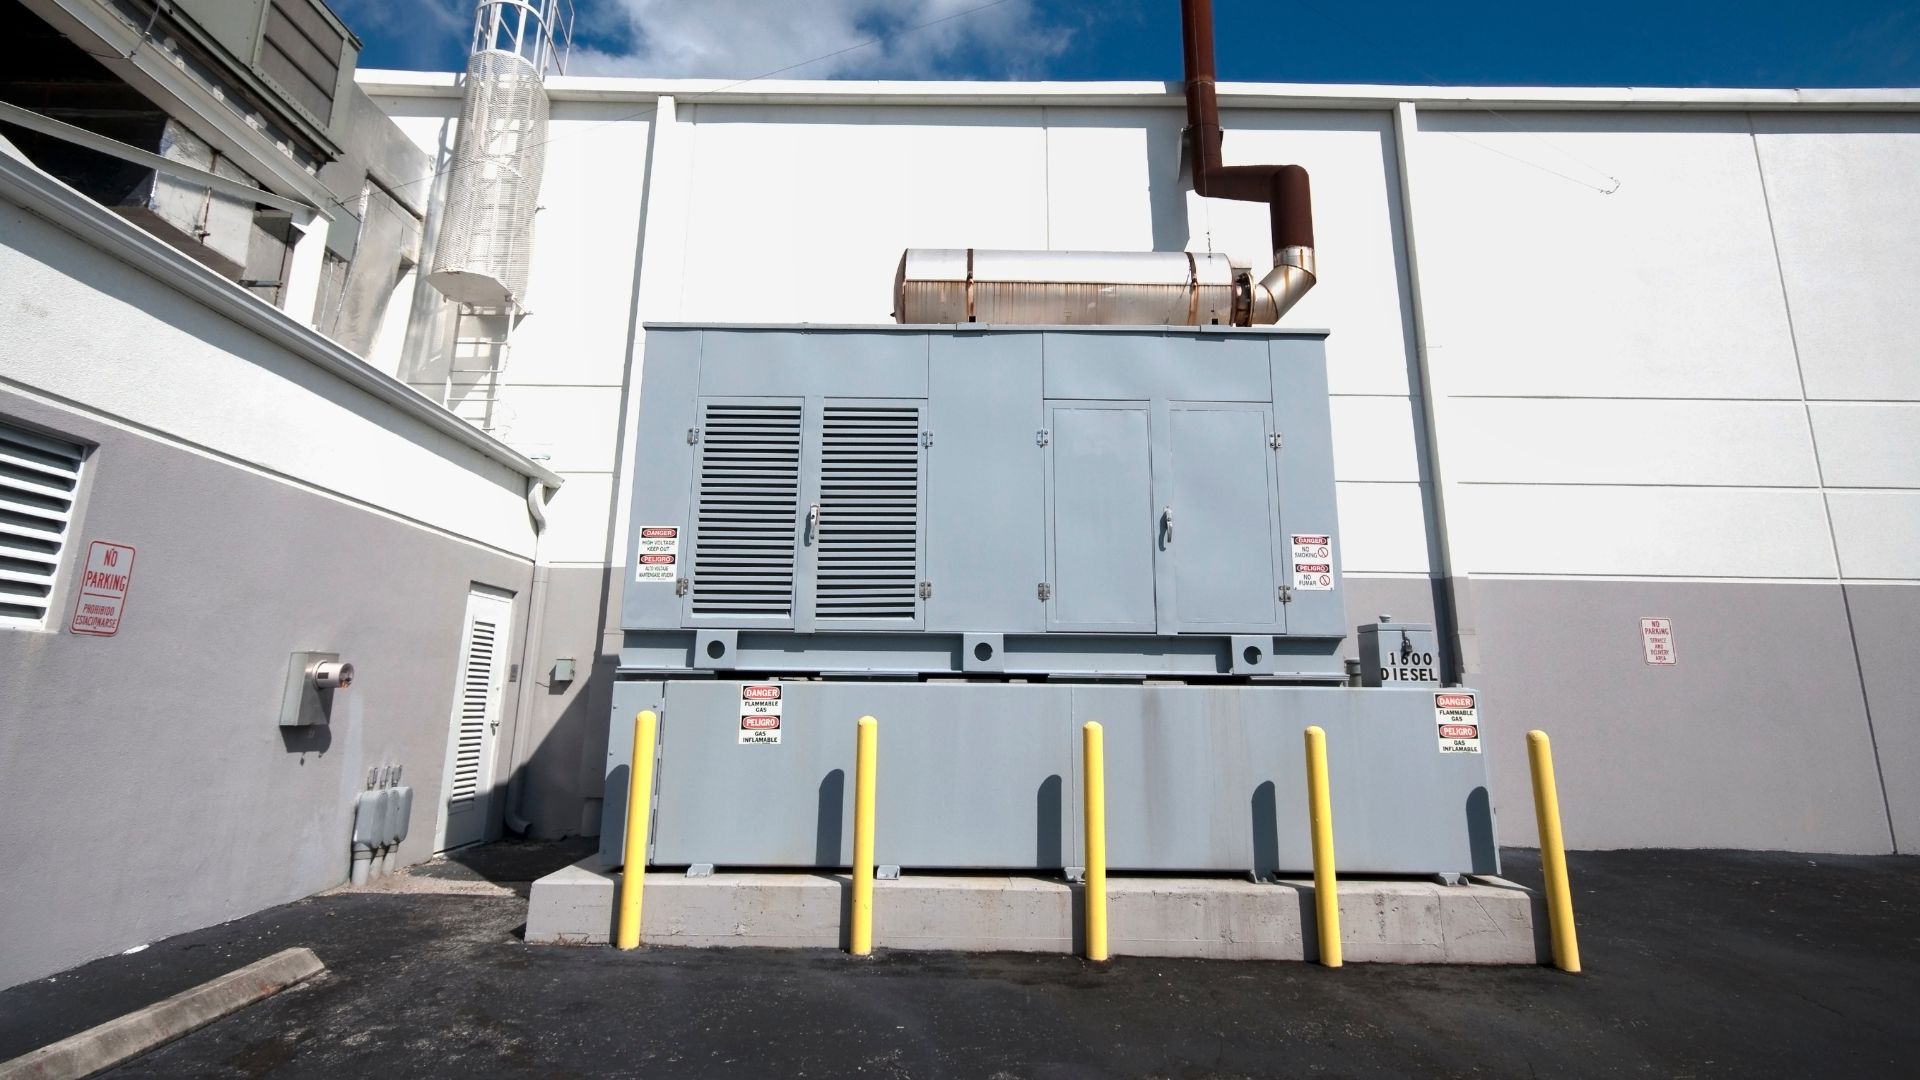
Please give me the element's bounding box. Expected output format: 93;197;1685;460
1358;621;1442;687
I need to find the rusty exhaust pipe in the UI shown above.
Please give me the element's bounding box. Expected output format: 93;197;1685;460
1181;0;1316;322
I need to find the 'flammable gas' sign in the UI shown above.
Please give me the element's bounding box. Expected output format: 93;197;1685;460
1434;692;1480;754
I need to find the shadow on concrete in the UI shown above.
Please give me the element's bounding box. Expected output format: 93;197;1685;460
416;837;597;899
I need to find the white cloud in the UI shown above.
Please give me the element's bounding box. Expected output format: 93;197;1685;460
565;0;1073;80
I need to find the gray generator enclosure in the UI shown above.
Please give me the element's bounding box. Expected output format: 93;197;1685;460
606;325;1495;878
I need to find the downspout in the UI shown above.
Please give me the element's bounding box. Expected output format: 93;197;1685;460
1180;0;1317;322
503;477;553;836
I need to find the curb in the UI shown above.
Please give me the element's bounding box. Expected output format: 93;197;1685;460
0;947;325;1080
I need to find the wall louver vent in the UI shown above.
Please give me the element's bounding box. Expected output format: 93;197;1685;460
448;617;497;805
690;402;804;620
814;405;921;622
0;420;84;627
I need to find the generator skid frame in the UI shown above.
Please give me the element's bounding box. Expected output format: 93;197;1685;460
603;325;1496;880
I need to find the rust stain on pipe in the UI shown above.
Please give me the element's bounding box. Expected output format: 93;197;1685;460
1181;0;1316;319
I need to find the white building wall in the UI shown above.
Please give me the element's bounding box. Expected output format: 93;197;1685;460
360;73;1920;853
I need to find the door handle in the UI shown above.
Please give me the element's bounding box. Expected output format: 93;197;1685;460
1161;506;1174;546
806;502;821;545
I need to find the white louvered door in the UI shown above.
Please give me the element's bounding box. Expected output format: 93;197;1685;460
435;587;515;851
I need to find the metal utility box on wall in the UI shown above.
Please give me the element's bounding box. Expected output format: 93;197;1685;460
620;324;1348;679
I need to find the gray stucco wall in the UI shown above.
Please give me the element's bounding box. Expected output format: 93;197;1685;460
0;390;533;989
1467;578;1895;855
1847;583;1920;853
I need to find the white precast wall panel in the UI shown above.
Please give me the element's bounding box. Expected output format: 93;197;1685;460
499;103;652;389
1753;114;1920;402
677;104;1050;324
1449;400;1822;487
1413;113;1802;401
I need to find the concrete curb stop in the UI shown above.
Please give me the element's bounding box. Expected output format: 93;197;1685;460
0;947;325;1080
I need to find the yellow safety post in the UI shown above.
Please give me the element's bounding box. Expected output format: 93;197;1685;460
615;709;658;950
850;715;879;956
1527;730;1581;973
1303;725;1341;968
1083;720;1109;962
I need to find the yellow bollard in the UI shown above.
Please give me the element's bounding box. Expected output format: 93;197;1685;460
850;715;878;956
1527;730;1581;973
615;709;658;950
1303;725;1342;968
1083;721;1109;962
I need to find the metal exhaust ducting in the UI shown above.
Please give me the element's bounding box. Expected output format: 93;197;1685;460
1181;0;1317;322
895;249;1242;326
891;1;1315;328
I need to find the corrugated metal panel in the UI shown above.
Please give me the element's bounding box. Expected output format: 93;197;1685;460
690;401;804;622
0;421;83;627
815;405;921;623
448;617;498;805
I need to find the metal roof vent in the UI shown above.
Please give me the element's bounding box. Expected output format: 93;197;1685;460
426;1;572;310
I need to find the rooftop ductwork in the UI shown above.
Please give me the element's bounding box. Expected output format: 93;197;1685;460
893;0;1315;327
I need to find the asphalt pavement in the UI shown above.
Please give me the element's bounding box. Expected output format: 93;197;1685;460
1;843;1915;1078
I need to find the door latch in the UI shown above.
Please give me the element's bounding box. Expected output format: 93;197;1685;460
1037;582;1052;601
1161;506;1174;546
1279;585;1293;604
921;431;934;448
1035;429;1050;447
1268;432;1284;450
805;502;821;544
675;577;689;596
918;581;933;600
687;428;700;445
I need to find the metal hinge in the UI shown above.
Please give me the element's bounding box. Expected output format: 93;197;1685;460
1279;585;1293;604
686;428;700;445
922;431;934;448
1037;582;1052;601
918;581;932;600
675;577;689;596
1036;429;1050;447
1269;432;1284;450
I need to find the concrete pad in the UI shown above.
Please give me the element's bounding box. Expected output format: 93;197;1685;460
527;859;1548;964
0;947;323;1080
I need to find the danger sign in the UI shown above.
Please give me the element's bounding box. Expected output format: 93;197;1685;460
1641;618;1675;666
1434;691;1480;754
635;525;679;582
69;540;135;637
739;683;783;745
1291;533;1335;591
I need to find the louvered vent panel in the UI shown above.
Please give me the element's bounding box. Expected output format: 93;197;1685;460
0;421;84;626
448;620;496;805
815;405;921;622
691;402;803;619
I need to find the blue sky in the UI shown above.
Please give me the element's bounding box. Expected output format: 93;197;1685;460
337;1;1920;87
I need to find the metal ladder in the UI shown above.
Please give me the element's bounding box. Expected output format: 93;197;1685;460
444;303;523;436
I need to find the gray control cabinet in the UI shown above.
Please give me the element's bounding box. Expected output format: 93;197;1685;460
620;324;1346;679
